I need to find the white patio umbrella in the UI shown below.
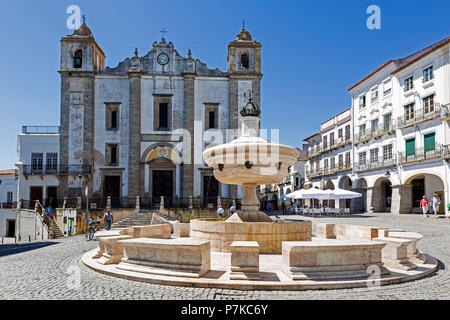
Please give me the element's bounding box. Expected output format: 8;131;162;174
328;188;362;200
285;188;334;199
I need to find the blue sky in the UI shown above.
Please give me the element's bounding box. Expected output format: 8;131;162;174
0;0;449;169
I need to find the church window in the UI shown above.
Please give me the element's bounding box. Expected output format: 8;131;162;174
240;52;249;69
209;111;215;129
106;104;120;130
159;103;169;129
106;144;118;166
204;104;219;129
73;50;83;68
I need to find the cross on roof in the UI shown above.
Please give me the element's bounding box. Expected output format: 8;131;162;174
82;15;86;24
160;28;167;38
242;20;245;29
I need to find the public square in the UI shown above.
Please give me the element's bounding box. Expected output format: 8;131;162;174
1;213;449;300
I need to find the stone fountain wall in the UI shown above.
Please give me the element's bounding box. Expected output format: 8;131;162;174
190;219;312;254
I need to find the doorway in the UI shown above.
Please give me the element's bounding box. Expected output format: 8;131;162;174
6;220;15;237
152;170;173;205
203;175;219;207
411;178;425;208
30;186;43;209
104;176;121;207
47;187;58;208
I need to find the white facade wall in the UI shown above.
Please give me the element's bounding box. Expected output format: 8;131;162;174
0;173;17;205
16;134;60;201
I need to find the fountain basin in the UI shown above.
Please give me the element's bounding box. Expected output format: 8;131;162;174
190;218;312;254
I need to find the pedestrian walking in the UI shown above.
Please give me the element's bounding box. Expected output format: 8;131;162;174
229;204;236;216
266;202;272;215
420;195;429;218
104;209;114;230
217;206;224;219
282;200;287;215
432;194;441;218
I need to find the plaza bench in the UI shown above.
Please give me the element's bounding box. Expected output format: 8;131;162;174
282;239;389;280
386;231;426;264
117;238;211;278
230;241;260;280
373;237;417;270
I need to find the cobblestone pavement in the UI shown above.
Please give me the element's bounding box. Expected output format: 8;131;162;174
0;213;449;300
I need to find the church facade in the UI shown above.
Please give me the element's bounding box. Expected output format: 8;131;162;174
57;23;262;204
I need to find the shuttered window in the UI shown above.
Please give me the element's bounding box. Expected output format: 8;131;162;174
405;138;415;158
424;133;435;153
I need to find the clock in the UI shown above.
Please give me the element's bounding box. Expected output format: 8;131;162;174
157;53;169;65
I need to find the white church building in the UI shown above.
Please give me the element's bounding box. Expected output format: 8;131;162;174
15;23;263;208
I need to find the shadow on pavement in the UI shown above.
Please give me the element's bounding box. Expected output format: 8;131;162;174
0;241;58;258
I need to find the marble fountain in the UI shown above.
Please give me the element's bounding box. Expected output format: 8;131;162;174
82;99;437;290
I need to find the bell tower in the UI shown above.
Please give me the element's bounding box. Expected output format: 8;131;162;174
227;27;262;75
58;22;105;197
227;27;262;198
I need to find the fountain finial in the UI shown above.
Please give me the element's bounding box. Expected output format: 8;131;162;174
240;97;260;117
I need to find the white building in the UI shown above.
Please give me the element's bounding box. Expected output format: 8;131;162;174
0;169;17;208
304;108;353;208
349;36;450;214
302;36;450;215
259;148;307;210
15;126;60;208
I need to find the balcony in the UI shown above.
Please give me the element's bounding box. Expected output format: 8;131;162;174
354;155;397;173
306;168;322;179
398;144;442;164
321;136;352;153
308;146;322;158
354;122;395;145
441;104;450;121
23;165;92;175
397;104;442;129
22;126;59;134
306;162;352;179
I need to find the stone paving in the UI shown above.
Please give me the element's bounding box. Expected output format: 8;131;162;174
0;213;449;300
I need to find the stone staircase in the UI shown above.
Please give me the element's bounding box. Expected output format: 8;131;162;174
111;211;157;228
48;218;64;239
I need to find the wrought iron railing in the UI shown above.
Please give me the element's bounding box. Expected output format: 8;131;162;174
397;104;442;128
354;155;397;172
23;165;92;175
398;144;442;164
354;122;395;144
22;126;59;134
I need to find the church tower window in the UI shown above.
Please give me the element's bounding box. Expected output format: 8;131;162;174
73;50;83;68
240;52;249;69
159;103;169;129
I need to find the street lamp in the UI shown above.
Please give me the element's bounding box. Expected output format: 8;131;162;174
385;170;391;179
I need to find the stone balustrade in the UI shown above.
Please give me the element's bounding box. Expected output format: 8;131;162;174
117;238;211;278
282;239;389;280
230;241;260;280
